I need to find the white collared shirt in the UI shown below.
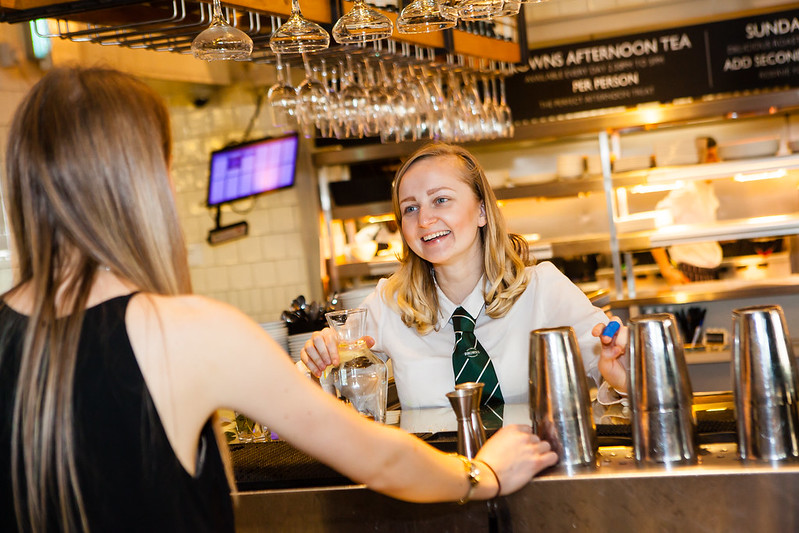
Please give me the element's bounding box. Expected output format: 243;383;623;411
363;261;609;409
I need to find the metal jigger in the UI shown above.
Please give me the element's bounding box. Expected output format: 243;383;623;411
446;388;481;459
529;327;597;471
732;305;799;462
455;382;487;449
628;313;697;465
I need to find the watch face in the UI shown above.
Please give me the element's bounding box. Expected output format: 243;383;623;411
468;463;481;485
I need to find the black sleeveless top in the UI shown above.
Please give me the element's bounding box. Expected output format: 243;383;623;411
0;294;235;532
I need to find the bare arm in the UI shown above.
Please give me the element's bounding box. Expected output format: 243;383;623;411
128;294;557;503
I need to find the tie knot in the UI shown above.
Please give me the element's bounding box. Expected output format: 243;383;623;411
452;307;475;333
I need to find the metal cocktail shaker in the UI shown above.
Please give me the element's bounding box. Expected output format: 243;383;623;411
732;304;799;462
628;313;697;465
529;326;597;471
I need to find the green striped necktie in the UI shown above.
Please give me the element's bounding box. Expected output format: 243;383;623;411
451;306;504;405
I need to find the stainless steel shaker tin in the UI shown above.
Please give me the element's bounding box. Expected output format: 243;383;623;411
732;304;799;462
628;313;697;465
529;326;597;471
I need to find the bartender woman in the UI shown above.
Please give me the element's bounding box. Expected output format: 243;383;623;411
303;143;628;409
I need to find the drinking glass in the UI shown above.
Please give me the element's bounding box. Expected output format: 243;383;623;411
269;0;330;54
397;0;456;34
191;0;253;61
296;53;330;138
339;56;369;138
497;0;521;15
496;72;514;137
456;0;503;21
325;308;388;423
267;55;298;128
333;0;394;44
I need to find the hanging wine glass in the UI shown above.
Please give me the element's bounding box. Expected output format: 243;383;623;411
191;0;253;60
397;0;456;34
340;56;369;138
296;53;330;138
497;69;514;138
267;55;298;129
270;0;330;55
333;0;393;44
456;0;503;21
496;0;521;16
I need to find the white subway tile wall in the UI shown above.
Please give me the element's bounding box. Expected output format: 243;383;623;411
165;82;316;322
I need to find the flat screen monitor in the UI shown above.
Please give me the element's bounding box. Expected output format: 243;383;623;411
206;133;299;207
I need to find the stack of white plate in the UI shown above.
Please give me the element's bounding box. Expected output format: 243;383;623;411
287;331;315;362
260;321;289;352
340;286;376;309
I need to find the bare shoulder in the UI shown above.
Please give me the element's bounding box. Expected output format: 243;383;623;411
128;293;250;329
125;293;265;359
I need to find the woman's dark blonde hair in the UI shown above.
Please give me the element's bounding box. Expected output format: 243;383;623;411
2;66;191;532
383;142;532;334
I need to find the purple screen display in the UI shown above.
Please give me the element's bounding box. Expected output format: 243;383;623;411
207;134;298;206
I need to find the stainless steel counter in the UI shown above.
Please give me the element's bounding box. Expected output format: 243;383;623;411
233;442;799;532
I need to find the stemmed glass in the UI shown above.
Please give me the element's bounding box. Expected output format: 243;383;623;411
267;55;298;129
191;0;253;60
497;0;521;16
397;0;456;34
339;56;369;138
496;68;514;138
296;53;330;138
333;0;393;44
269;0;330;54
456;0;503;21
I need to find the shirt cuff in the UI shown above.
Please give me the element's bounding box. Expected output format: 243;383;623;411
596;380;628;406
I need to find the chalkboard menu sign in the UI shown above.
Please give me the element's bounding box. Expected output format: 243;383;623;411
506;8;799;120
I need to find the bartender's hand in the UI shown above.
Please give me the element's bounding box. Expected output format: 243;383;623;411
592;318;629;393
300;327;376;378
474;425;558;496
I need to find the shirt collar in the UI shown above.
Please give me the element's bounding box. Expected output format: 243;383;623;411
435;276;487;329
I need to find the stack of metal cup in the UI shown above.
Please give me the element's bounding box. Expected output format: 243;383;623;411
529;326;597;471
732;304;799;462
628;313;697;465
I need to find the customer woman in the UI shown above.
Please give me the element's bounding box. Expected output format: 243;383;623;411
302;143;629;409
0;67;558;533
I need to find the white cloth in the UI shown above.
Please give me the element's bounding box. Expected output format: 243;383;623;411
655;181;722;269
362;262;609;409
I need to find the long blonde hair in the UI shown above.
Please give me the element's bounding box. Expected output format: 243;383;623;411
383;143;532;334
2;66;191;532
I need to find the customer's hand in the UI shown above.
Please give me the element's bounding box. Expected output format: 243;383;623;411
474;425;558;496
301;327;375;377
593;318;629;393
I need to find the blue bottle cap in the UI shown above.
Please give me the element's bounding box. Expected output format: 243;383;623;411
602;321;621;338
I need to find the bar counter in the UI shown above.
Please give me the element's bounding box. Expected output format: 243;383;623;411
231;404;799;532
